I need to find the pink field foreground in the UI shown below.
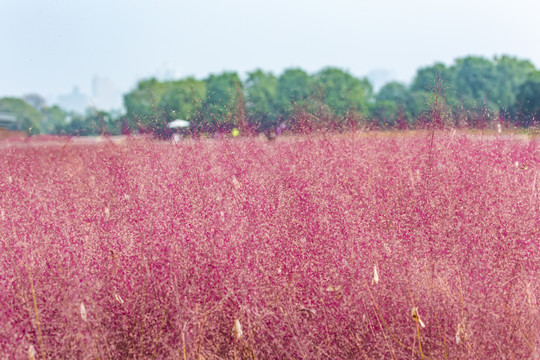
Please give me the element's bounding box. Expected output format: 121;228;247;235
0;132;538;359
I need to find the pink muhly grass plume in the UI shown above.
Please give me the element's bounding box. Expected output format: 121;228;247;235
0;131;537;359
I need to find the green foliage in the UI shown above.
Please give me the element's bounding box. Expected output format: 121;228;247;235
493;55;536;109
53;110;119;136
244;70;279;129
0;97;43;134
41;105;68;133
7;54;540;137
405;55;540;126
376;82;408;104
276;68;314;116
315;67;373;117
375;82;420;125
515;71;540;126
203;72;242;127
407;91;429;120
112;57;540;133
452;56;497;109
371;100;399;127
411;63;453;93
124;77;206;131
124;78;167;130
159;78;206;122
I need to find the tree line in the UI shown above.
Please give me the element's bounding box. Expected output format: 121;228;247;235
1;55;539;136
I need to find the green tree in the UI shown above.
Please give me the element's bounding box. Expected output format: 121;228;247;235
451;56;497;109
411;63;453;93
0;97;42;134
203;72;243;128
124;77;206;133
376;81;409;104
159;78;206;122
406;90;429;120
493;55;536;110
55;110;118;136
314;67;373;117
410;63;459;126
244;69;278;129
373;82;414;127
371;100;399;127
515;71;540;126
42;105;68;133
276;68;313;116
124;78;168;131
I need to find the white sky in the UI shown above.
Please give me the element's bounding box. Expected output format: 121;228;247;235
2;0;540;105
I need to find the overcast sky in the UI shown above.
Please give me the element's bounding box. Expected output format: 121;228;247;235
2;0;540;106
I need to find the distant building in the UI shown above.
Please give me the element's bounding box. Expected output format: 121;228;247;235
0;112;18;130
23;94;46;111
157;62;182;81
0;112;26;140
91;76;122;111
57;86;90;113
367;69;396;92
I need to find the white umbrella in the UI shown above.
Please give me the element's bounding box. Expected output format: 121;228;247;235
168;119;190;128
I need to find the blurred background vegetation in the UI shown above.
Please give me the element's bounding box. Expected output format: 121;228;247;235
1;55;540;136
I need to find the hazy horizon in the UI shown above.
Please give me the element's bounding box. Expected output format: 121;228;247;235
2;0;540;110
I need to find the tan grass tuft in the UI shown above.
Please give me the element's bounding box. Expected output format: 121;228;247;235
455;322;468;345
114;293;125;304
372;265;379;285
28;344;36;360
411;307;425;328
233;319;243;340
80;302;88;322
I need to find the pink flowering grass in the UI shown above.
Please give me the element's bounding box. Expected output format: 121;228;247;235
0;131;538;359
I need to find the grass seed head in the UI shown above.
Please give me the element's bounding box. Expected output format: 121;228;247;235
232;176;241;190
456;322;468;344
80;302;88;322
114;293;125;304
326;285;343;292
233;318;243;340
372;265;379;285
411;307;425;328
28;344;36;360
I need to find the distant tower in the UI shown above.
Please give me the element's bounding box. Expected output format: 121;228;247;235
92;76;122;111
57;86;89;113
366;69;396;92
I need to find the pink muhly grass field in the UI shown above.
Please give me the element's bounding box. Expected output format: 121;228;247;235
0;131;538;359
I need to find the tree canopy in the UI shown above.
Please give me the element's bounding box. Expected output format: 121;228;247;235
0;97;43;134
3;54;540;136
